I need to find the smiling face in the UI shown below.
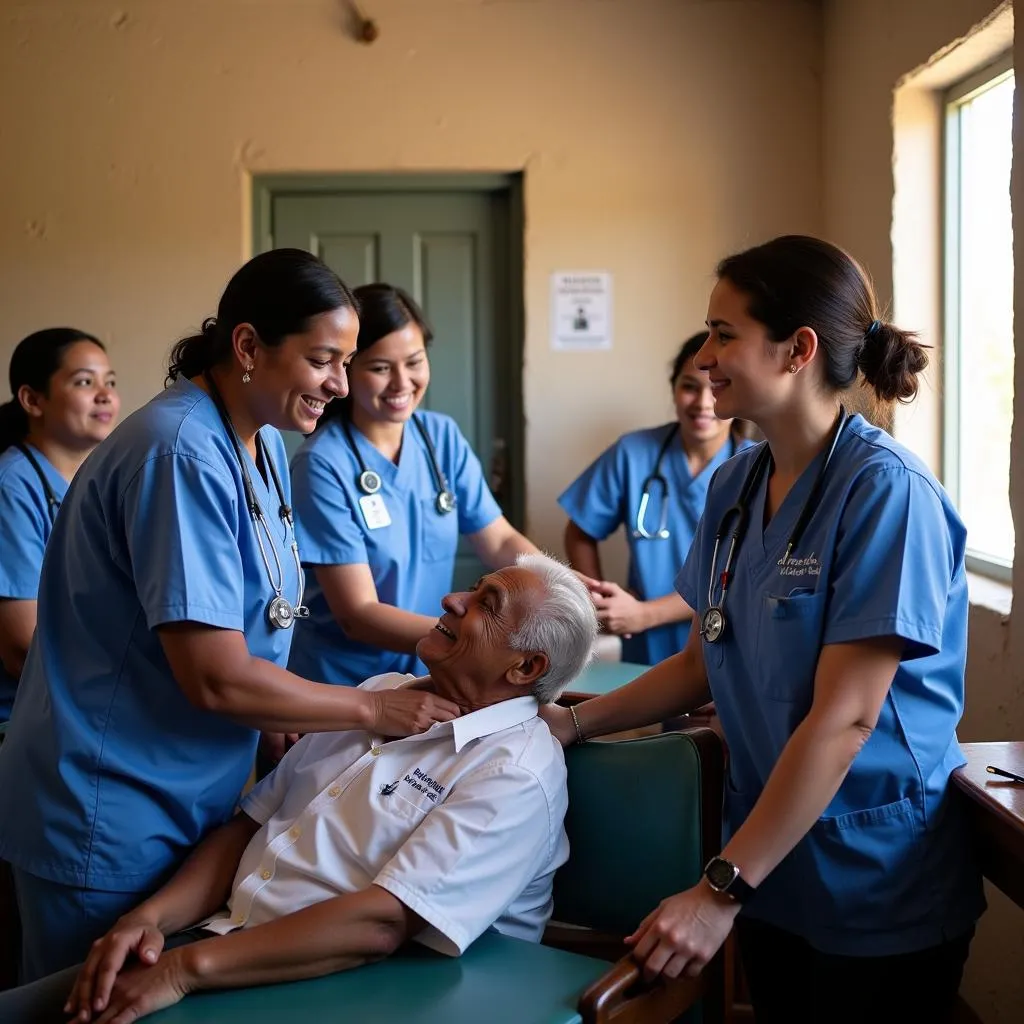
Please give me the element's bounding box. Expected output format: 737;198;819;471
21;340;120;450
672;357;732;449
246;306;359;434
416;567;550;709
696;277;792;422
346;322;430;429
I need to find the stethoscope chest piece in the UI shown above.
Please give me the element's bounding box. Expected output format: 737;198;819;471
268;596;295;630
358;469;383;495
267;595;310;630
436;489;457;515
700;606;726;644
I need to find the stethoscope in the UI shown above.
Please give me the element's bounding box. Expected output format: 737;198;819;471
342;413;457;515
634;425;738;540
205;374;308;631
15;443;61;525
700;406;848;645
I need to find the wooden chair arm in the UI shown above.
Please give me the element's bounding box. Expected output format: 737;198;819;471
579;955;703;1024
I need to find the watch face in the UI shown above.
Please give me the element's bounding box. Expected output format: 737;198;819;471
705;857;738;891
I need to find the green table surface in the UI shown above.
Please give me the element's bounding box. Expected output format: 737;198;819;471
565;659;647;697
148;932;610;1024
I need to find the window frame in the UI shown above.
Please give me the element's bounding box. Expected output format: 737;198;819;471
942;52;1015;583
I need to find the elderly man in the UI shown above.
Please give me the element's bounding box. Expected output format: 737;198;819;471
1;553;597;1023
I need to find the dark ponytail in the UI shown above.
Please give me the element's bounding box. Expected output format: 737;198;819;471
319;282;433;427
1;327;103;452
715;235;930;407
166;249;359;385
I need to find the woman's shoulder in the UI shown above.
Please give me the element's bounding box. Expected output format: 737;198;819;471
843;415;947;497
414;409;462;439
0;445;31;486
292;417;349;468
89;380;235;485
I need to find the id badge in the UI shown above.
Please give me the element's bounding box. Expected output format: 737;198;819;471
359;493;392;530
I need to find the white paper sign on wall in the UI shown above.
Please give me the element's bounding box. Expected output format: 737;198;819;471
550;271;612;351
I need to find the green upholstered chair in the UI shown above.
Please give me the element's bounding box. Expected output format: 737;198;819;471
146;728;727;1024
546;727;727;1024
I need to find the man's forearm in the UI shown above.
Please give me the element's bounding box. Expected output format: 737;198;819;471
179;885;418;991
136;814;260;935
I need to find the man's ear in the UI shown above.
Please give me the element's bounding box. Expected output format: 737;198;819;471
506;651;550;690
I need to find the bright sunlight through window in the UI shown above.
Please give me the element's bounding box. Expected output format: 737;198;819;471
944;58;1015;580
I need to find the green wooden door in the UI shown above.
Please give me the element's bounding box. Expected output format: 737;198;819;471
266;188;517;591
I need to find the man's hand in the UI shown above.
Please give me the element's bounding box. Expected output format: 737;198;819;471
90;949;194;1024
591;581;651;637
369;689;461;736
65;912;167;1022
625;883;739;983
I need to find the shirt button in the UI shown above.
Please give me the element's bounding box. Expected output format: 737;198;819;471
289;827;301;839
260;870;272;880
328;787;340;798
232;914;245;925
371;747;382;757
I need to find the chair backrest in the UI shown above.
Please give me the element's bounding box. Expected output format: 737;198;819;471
552;728;724;937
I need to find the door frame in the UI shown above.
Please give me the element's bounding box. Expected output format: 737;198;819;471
250;172;527;530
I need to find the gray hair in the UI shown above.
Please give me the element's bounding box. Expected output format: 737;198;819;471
508;552;598;704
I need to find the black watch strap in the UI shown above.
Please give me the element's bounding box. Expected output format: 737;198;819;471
703;856;756;904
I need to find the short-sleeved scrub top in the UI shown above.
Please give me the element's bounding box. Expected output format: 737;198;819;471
676;414;985;956
0;377;300;895
288;412;502;688
558;425;750;664
0;444;68;721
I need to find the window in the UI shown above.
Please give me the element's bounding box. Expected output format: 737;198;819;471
944;56;1015;580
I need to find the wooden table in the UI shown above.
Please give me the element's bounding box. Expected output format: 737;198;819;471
953;741;1024;910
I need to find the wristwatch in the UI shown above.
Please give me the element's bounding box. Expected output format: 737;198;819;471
703;856;756;904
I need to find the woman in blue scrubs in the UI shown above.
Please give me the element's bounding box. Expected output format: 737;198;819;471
0;328;119;720
544;236;984;1022
558;332;750;664
0;251;459;982
288;283;541;688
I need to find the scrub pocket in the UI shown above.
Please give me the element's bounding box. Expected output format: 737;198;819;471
420;499;459;563
756;589;826;702
807;797;923;929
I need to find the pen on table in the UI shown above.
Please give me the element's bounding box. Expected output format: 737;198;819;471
985;765;1024;784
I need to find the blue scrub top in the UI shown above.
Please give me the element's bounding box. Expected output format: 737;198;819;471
288;412;502;687
0;378;299;894
557;425;749;664
676;414;984;956
0;445;68;722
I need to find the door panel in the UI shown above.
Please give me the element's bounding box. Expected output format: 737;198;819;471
269;190;510;591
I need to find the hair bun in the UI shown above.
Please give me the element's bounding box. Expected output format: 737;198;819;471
201;317;218;337
857;319;929;404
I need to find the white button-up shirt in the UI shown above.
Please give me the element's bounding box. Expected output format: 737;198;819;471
203;674;569;956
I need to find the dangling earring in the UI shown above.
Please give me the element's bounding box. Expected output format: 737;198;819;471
242;364;253;384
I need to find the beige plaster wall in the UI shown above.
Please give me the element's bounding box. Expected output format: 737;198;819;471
824;1;1022;1018
0;0;822;581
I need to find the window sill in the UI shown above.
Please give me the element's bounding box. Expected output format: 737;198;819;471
967;571;1012;618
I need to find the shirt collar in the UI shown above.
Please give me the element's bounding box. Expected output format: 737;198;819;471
394;677;540;753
